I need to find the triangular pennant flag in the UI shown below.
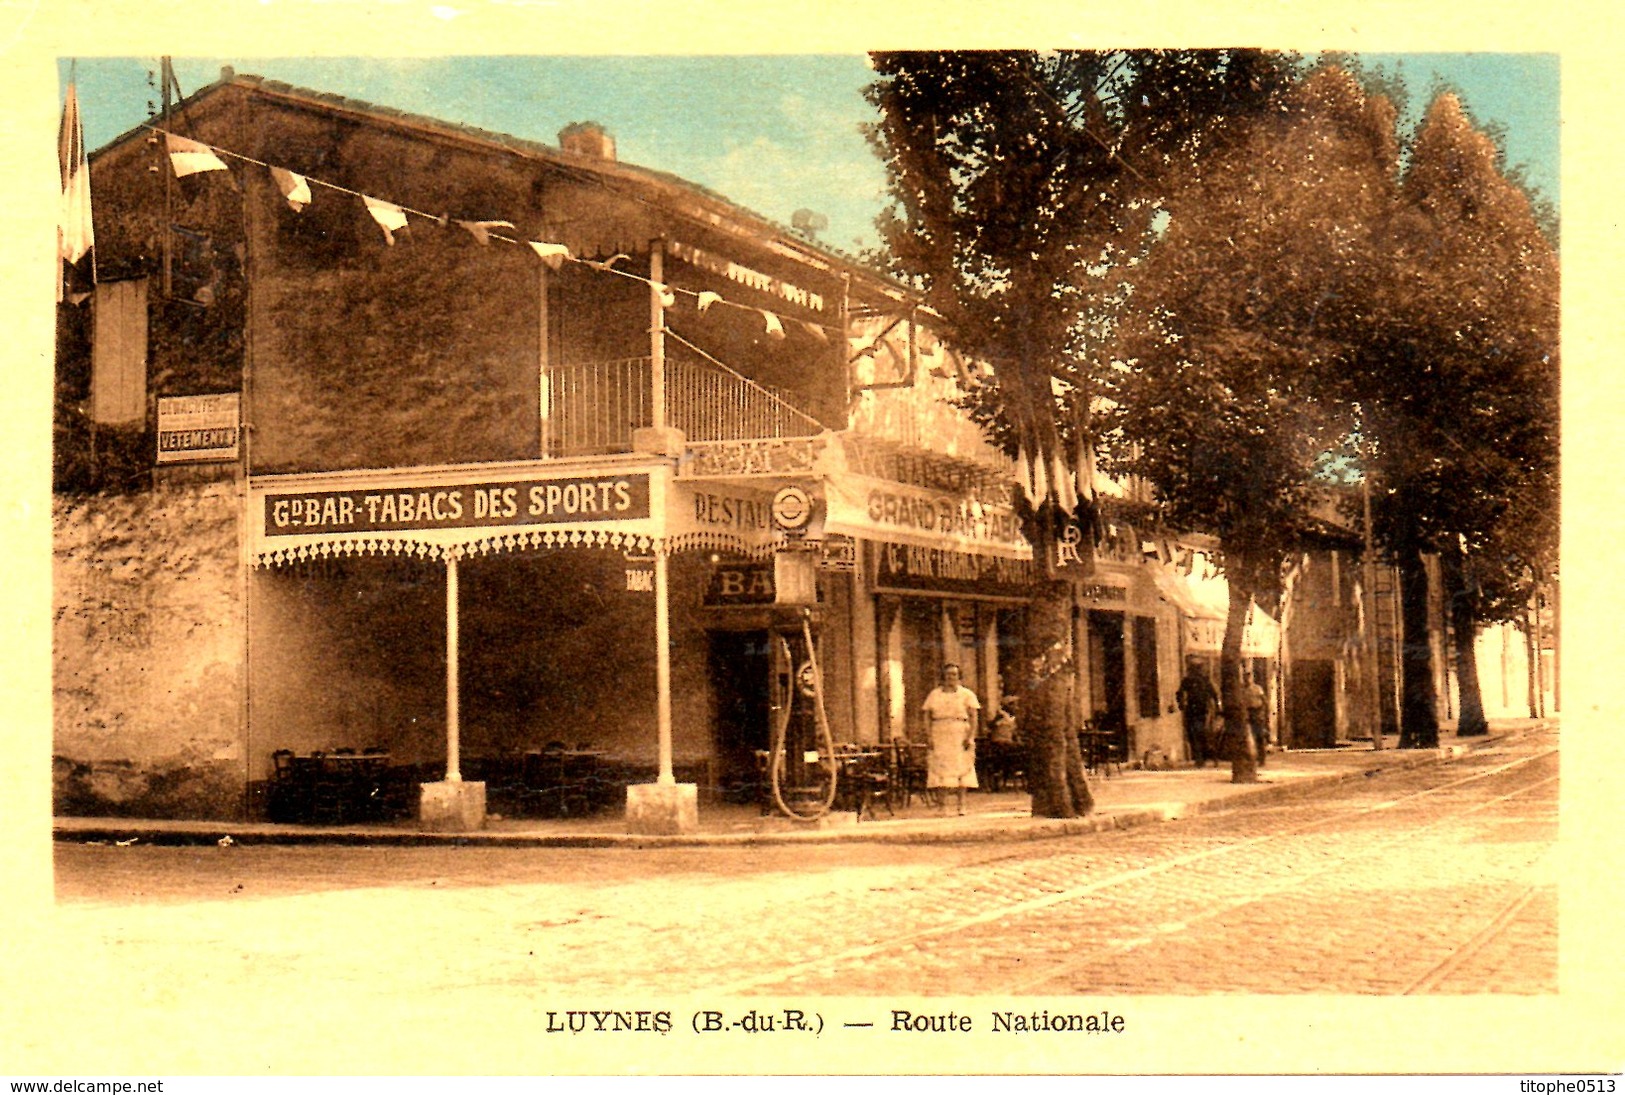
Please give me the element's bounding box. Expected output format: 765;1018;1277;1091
1077;441;1098;502
761;310;785;340
363;195;409;246
1053;452;1076;515
696;291;722;313
801;320;829;343
651;281;676;309
269;167;310;212
1032;449;1050;507
1015;447;1036;508
528;241;572;270
58;84;94;268
585;253;630;272
166;133;230;177
455;219;516;246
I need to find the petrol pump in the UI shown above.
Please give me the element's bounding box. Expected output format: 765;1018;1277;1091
763;486;838;819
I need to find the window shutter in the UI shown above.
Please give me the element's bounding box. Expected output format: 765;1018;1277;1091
91;278;148;425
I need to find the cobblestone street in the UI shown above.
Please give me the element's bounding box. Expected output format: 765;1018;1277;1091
23;728;1564;1072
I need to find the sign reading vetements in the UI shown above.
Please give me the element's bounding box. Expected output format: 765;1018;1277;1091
263;474;651;536
157;393;240;464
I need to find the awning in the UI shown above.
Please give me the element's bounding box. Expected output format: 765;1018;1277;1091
1151;557;1280;656
247;459;668;567
822;472;1032;561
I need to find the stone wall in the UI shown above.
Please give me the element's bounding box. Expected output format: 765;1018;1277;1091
53;482;247;819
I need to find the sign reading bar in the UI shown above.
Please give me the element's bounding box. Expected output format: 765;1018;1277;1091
871;542;1036;599
264;474;651;536
157;393;240;464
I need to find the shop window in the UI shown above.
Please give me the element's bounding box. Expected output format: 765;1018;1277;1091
1133;615;1159;719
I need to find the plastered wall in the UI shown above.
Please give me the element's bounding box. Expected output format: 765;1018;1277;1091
53;482;247;818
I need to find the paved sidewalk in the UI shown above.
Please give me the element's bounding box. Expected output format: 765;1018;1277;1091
54;721;1547;849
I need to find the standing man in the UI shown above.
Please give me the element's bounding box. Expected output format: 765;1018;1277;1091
1244;671;1269;768
1176;659;1219;768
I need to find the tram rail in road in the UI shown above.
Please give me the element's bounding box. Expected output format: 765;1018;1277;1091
717;733;1559;997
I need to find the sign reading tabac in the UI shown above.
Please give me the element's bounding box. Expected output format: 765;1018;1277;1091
263;474;651;536
156;393;240;464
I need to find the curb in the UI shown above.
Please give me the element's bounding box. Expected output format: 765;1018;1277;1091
55;729;1525;850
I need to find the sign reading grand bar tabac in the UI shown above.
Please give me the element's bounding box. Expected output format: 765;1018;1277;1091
263;474;651;536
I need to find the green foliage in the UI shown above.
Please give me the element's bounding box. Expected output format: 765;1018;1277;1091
864;50;1301;509
1356;90;1560;625
1106;67;1395;600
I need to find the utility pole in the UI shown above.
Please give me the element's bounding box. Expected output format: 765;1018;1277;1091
1361;420;1384;750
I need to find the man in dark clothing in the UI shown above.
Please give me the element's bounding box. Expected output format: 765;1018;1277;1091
1244;673;1269;768
1176;661;1219;767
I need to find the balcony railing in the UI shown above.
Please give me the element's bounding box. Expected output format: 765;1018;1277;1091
541;353;824;458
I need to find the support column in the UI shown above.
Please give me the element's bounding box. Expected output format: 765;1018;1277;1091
625;542;697;834
419;550;485;831
632;240;684;458
655;547;674;785
651;241;666;432
446;552;461;782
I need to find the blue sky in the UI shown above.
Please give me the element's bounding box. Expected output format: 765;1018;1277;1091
60;53;1559;254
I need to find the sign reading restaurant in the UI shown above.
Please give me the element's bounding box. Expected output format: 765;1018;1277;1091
264;473;651;535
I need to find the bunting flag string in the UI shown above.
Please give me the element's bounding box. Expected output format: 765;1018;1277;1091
166;133;230;177
270;167;310;212
362;196;409;245
455;219;515;246
140;124;877;344
528;241;572;270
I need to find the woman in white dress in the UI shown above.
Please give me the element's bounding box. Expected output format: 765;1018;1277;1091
920;663;981;815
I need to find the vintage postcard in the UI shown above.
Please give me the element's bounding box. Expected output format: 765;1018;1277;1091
4;0;1618;1083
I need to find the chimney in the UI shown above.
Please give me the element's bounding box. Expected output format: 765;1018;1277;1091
558;122;617;161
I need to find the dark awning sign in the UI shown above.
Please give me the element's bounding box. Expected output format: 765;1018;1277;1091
871;541;1036;599
263;473;651;536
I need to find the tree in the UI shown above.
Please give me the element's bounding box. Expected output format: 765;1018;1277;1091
865;49;1299;814
1357;91;1560;745
1107;67;1401;781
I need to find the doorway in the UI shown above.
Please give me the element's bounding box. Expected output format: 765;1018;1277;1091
708;629;771;802
1087;610;1128;754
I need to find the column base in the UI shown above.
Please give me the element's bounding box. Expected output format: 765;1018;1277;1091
624;782;699;835
419;780;487;832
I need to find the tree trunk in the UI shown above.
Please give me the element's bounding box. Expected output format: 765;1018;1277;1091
1025;586;1094;817
1397;543;1441;749
1442;547;1489;736
1222;579;1259;783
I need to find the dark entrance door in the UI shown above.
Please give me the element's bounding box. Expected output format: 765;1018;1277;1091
1288;658;1337;749
709;630;771;802
1088;610;1129;756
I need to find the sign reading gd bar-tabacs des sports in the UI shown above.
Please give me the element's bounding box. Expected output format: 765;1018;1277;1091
263;474;651;536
